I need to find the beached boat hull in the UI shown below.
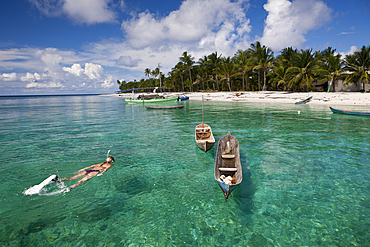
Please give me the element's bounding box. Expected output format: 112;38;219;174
145;105;185;109
329;106;370;116
214;132;242;200
125;96;178;104
295;96;313;104
178;96;189;101
195;123;215;152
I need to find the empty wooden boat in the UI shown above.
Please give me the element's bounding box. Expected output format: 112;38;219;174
195;95;215;152
214;132;242;200
195;123;215;152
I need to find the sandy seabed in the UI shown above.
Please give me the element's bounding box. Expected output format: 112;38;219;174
113;91;370;107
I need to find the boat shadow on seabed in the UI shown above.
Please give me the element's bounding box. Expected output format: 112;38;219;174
227;150;255;215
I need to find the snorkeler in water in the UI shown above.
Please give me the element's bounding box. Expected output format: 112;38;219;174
61;155;114;189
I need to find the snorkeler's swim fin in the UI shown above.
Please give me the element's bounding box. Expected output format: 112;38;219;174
23;175;58;195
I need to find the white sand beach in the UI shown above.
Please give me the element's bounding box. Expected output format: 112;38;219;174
185;92;370;106
114;91;370;106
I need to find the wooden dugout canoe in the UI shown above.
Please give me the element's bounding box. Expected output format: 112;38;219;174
145;105;185;109
214;132;242;200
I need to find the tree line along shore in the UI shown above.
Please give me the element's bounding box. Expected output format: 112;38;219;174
116;42;370;93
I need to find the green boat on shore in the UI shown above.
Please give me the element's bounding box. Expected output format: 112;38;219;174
329;106;370;116
125;96;178;104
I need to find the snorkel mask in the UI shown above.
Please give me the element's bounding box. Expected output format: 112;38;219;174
106;150;114;163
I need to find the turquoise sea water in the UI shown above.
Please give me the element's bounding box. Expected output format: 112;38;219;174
0;95;369;246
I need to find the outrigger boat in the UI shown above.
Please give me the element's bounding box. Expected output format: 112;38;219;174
329;106;370;116
214;132;242;200
123;87;178;104
195;95;215;152
125;96;178;104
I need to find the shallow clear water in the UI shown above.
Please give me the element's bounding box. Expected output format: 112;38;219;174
0;95;369;246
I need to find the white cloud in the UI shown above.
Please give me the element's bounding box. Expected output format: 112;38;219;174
2;72;17;81
63;63;84;76
339;45;359;57
39;50;63;67
338;32;355;35
20;72;39;82
261;0;332;51
84;63;104;79
63;63;107;80
34;72;41;80
63;0;117;24
122;0;251;50
28;0;118;24
101;74;114;88
0;46;116;94
347;46;359;54
115;55;142;67
26;81;64;88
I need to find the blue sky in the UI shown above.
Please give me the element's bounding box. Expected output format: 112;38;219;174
0;0;369;95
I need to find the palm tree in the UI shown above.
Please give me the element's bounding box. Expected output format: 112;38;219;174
197;56;210;90
321;47;336;59
218;57;239;91
315;53;344;92
144;68;151;80
248;42;262;90
172;62;185;91
233;49;254;91
344;45;370;92
167;71;176;91
207;52;222;91
117;80;127;91
248;42;275;91
269;64;290;90
152;68;160;87
198;55;208;67
277;47;298;68
180;51;195;92
250;43;274;91
286;49;321;91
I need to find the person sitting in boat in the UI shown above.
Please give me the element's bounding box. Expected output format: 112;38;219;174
61;156;114;189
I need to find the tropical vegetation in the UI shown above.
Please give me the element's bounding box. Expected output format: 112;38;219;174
117;43;370;93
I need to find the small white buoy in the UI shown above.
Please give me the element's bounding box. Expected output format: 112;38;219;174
298;111;300;115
